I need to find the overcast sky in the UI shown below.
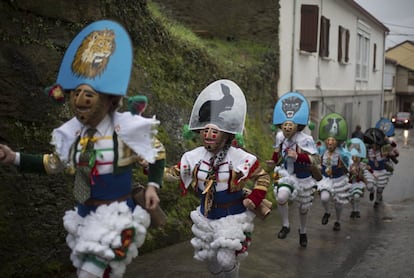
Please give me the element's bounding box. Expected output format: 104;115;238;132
354;0;414;49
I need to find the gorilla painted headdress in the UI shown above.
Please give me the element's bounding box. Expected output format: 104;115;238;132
318;112;348;141
188;79;246;134
273;91;309;126
56;20;132;96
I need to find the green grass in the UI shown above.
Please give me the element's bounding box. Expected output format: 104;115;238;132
147;1;272;70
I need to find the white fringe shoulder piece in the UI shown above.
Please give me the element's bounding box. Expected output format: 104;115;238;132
51;112;160;164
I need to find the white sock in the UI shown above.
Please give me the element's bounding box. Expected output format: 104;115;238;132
299;207;308;234
335;202;343;222
79;261;106;278
277;188;290;227
278;203;289;227
320;191;330;213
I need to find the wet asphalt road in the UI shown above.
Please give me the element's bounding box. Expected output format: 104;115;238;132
126;197;414;278
66;128;413;277
125;128;414;278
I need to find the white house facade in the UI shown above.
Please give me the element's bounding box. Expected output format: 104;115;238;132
279;0;389;137
383;58;397;119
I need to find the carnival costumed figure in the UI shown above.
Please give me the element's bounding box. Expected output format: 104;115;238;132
166;79;270;278
375;118;399;175
345;138;375;218
363;127;395;208
267;91;321;247
317;113;351;232
0;20;165;278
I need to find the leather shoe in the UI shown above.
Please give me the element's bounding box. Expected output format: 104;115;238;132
321;213;330;225
299;231;307;247
333;221;341;231
369;192;374;201
277;226;290;239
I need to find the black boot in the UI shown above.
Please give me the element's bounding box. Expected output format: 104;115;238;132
299;230;307;247
369;192;374;201
321;213;330;225
277;226;290;239
333;221;341;231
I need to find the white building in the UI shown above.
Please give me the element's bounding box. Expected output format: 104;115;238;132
383;57;397;119
279;0;389;137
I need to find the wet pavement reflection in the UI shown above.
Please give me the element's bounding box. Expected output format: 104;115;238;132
124;127;414;277
79;128;412;278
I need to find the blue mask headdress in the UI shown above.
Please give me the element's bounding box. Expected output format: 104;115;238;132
345;138;367;158
56;20;133;96
375;118;395;137
273;91;309;126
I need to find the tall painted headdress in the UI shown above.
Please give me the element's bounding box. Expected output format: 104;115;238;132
375;118;395;137
56;19;133;96
363;128;386;146
345;138;367;158
188;79;246;135
318;112;348;141
273;91;309;126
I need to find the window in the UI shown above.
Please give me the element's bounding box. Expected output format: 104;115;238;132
319;16;330;58
373;43;377;71
300;5;319;52
338;26;350;63
356;22;371;81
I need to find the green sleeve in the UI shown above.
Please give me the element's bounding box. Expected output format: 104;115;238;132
147;158;165;188
19;153;47;174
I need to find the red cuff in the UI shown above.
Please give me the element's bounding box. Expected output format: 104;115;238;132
247;189;266;207
271;151;279;163
296;153;310;163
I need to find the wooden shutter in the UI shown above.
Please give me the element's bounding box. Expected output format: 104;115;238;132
300;5;319;52
338;26;343;62
319;16;330;57
345;29;350;62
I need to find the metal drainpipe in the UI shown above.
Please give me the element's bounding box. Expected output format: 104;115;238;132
380;30;388;118
290;0;297;92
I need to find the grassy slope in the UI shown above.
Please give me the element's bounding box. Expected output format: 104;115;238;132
138;1;278;253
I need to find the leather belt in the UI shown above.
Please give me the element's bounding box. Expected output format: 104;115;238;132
213;198;243;209
84;193;131;206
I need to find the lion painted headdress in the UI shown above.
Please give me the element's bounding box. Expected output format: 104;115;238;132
56;20;132;96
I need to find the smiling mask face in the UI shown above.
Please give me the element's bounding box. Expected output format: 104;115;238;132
325;137;338;152
200;124;229;154
281;121;298;139
70;84;110;127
